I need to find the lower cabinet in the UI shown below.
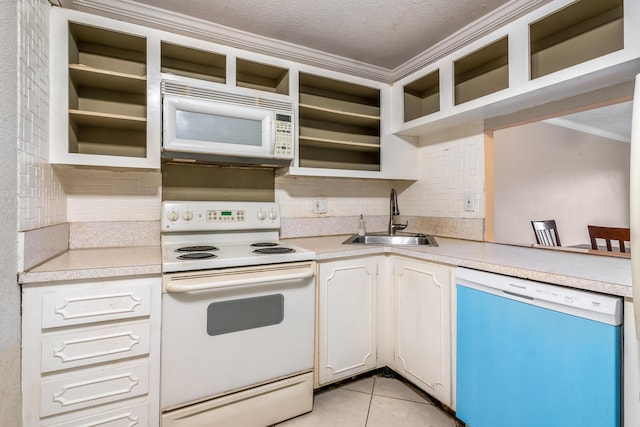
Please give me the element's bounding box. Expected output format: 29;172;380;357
316;257;381;386
21;276;161;426
392;257;454;408
315;255;455;409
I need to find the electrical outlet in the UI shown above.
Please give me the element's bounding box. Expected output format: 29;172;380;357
464;193;475;212
313;199;327;214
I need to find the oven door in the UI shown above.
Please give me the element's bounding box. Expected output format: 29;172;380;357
160;261;316;411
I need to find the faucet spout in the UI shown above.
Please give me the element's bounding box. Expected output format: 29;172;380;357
388;188;408;235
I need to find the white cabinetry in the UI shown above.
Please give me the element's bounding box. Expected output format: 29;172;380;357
316;257;381;386
22;277;161;426
393;0;640;136
49;8;161;169
391;257;455;408
315;254;456;408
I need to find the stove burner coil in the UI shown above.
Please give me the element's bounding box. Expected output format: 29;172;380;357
176;245;219;252
250;242;279;247
177;252;218;260
253;247;295;254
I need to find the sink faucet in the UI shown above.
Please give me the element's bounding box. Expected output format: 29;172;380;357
389;188;408;235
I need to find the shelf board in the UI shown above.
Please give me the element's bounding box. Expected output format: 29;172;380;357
299;126;379;144
298;158;381;171
300;93;380;117
161;66;225;84
69;109;146;130
69;64;147;94
299;104;380;129
299;137;380;152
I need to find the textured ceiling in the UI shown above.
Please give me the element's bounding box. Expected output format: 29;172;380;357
549;101;633;143
128;0;512;69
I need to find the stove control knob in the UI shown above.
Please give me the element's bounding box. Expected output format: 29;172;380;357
182;211;194;221
257;209;267;221
168;210;179;222
268;209;278;220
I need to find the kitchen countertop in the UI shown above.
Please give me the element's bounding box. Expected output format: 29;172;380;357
284;235;632;298
17;236;632;298
18;246;162;284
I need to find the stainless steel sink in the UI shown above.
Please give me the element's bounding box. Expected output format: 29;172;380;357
342;233;438;246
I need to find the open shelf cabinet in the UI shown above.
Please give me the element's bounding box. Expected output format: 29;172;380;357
161;41;226;83
454;36;509;105
236;58;289;95
298;72;381;171
67;22;147;159
404;69;440;122
530;0;624;79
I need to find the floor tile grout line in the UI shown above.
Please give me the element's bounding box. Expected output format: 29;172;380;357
363;376;375;426
372;393;435;406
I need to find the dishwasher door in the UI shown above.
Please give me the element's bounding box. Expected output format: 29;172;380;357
456;268;622;427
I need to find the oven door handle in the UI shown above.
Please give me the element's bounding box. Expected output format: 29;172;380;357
165;270;315;293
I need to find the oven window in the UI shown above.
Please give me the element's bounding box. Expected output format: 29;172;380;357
207;294;284;336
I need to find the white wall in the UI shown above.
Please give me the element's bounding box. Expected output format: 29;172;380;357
493;121;630;246
2;0;22;424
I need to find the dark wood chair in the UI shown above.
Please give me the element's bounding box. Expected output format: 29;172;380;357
531;220;561;246
587;225;630;253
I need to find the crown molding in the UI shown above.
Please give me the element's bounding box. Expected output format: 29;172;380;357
68;0;550;83
391;0;551;81
71;0;394;82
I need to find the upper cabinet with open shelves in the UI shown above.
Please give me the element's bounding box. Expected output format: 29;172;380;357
530;0;623;79
394;0;640;137
50;9;160;169
161;41;226;84
297;72;381;172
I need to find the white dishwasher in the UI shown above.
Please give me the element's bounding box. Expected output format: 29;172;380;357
456;267;622;427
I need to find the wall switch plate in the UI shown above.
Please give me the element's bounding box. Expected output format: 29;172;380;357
313;199;327;214
464;193;475;212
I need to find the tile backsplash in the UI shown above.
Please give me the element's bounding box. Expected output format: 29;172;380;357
404;125;485;219
17;0;66;232
49;132;486;239
63;169;162;222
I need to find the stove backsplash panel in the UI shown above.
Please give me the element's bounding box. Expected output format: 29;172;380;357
162;163;275;202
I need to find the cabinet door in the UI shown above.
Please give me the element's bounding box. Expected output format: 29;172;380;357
393;258;453;406
317;258;378;385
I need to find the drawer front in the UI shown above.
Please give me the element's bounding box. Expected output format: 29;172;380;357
41;322;151;373
43;402;149;427
42;282;152;328
40;363;149;417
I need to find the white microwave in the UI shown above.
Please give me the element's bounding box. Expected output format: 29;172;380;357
161;81;294;166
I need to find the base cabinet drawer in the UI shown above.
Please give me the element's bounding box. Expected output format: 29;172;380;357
42;402;149;427
22;276;161;426
41;281;152;328
41;322;151;373
40;362;150;417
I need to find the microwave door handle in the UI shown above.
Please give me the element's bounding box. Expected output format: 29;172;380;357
165;270;314;293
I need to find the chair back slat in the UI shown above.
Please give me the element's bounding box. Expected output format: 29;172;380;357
588;225;630;253
531;220;561;246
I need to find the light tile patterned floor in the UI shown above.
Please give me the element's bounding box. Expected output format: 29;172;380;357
276;373;463;427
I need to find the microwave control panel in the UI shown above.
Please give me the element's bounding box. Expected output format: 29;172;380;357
274;114;293;158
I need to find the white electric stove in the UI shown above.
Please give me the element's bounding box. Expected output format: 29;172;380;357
160;201;316;427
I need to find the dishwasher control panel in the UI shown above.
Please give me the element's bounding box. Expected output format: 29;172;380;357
456;267;622;325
